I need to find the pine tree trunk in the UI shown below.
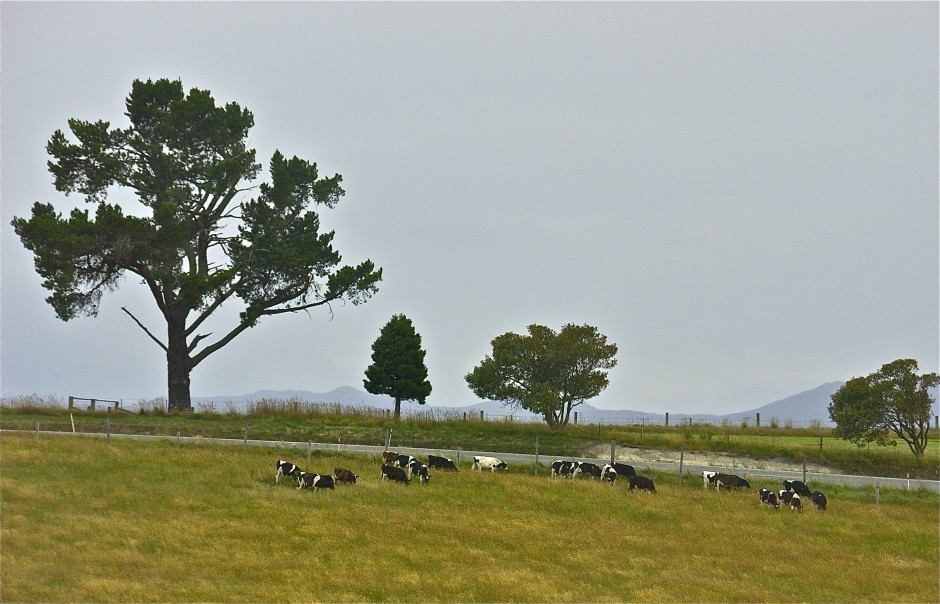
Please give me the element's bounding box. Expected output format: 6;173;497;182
166;311;192;412
394;396;401;420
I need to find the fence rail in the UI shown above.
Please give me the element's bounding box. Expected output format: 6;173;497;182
6;428;938;494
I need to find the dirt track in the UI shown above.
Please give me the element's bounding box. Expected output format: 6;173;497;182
589;443;834;474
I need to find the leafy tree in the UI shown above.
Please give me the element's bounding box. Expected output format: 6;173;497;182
829;359;939;458
363;314;432;420
465;323;618;429
12;78;382;411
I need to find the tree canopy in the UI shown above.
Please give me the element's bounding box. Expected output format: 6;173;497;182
465;323;618;429
828;358;938;458
12;78;382;411
363;314;432;420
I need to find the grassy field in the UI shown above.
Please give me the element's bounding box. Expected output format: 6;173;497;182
2;397;938;479
2;432;937;602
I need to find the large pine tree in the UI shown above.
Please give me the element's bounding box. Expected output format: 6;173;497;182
363;314;432;419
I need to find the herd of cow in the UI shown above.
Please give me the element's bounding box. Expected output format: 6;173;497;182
702;470;829;512
275;455;829;512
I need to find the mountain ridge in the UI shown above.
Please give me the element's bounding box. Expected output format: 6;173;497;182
193;381;940;426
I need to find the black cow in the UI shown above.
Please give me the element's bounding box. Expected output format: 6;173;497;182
576;462;602;479
627;475;656;493
334;467;358;484
784;480;812;497
714;473;750;491
297;472;335;491
276;460;303;483
428;455;458;471
811;490;828;511
613;462;637;477
409;459;431;484
381;464;410;484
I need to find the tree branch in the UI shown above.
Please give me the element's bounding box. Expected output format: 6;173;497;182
121;306;167;352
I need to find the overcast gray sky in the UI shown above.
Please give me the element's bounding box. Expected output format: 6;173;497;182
2;2;937;415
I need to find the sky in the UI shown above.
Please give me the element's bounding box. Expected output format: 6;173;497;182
2;2;938;416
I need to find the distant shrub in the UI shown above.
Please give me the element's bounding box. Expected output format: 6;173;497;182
769;417;780;429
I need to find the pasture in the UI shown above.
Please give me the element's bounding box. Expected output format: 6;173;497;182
2;432;938;602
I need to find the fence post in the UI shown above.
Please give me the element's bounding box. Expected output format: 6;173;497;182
679;448;684;479
875;482;880;504
689;417;692;427
665;412;669;427
307;441;312;461
35;422;39;438
90;398;97;411
480;410;484;422
610;440;616;466
106;407;111;443
819;437;823;451
68;396;75;410
802;459;806;484
756;413;760;428
176;431;181;449
641;418;644;440
574;412;578;425
535;436;539;476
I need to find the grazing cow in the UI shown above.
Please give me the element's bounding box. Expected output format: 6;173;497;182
613;462;636;477
758;488;771;505
702;471;718;490
576;462;602;479
551;460;567;477
409;459;431;484
789;493;803;512
784;480;812;497
766;492;780;509
811;490;828;511
382;451;398;465
276;460;303;483
778;490;794;506
472;456;507;472
428;455;458;471
393;454;416;473
334;467;358;484
556;461;576;479
600;464;617;483
381;464;410;484
714;473;750;491
627;475;656;493
297;472;335;491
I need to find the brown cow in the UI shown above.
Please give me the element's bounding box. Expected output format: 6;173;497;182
714;473;750;491
334;467;358;484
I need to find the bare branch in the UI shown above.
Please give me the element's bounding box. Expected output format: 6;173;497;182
121;306;168;352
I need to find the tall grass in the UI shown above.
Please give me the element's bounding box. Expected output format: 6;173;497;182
2;432;937;603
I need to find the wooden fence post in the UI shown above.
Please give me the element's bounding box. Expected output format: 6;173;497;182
802;459;806;484
534;436;539;475
610;441;616;466
90;398;97;411
665;412;669;427
679;448;684;479
176;432;181;449
756;413;760;428
106;407;111;443
68;396;75;410
875;482;880;504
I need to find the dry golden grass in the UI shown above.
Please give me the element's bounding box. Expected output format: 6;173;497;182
1;432;937;602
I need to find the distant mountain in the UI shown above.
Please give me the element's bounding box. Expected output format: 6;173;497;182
194;382;940;426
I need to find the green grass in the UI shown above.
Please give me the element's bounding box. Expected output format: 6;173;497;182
2;396;937;479
2;432;937;602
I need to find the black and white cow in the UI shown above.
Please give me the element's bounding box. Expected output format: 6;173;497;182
778;490;795;506
766;491;780;509
381;464;410;484
613;462;636;478
393;454;416;475
555;461;576;478
714;473;750;491
702;471;719;490
811;490;827;511
784;480;812;497
627;475;656;493
409;459;431;484
334;467;358;484
758;488;771;505
600;464;617;483
276;460;303;484
297;472;335;491
758;488;780;509
428;455;458;471
789;493;803;512
472;456;507;472
551;460;567;477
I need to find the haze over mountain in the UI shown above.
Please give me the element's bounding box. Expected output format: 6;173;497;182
194;381;939;427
